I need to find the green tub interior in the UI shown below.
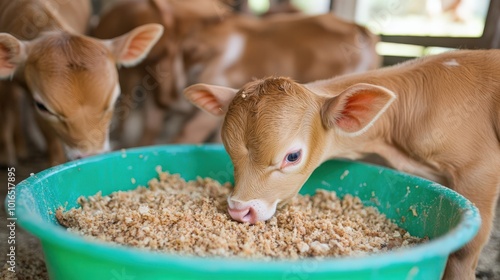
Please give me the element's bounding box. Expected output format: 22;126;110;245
13;144;480;280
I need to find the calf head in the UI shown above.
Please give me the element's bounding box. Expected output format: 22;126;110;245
184;77;395;223
0;24;163;160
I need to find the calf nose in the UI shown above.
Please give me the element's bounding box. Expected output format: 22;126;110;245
228;206;257;224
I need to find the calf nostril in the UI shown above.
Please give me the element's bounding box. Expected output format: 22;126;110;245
228;206;258;224
242;208;251;218
241;207;256;224
228;207;248;221
241;208;251;219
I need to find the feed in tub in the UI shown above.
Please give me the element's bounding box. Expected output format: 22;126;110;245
56;171;425;259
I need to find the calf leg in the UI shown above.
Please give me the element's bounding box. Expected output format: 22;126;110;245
444;162;500;279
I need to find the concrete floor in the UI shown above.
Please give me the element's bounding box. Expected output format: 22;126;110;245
0;154;498;279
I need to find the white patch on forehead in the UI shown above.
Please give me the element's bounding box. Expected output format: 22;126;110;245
443;59;460;67
212;33;246;86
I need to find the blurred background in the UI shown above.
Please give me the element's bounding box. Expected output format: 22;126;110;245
244;0;495;64
92;0;498;66
244;0;494;61
1;0;499;279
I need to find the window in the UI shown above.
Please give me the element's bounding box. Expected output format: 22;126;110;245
245;0;331;16
333;0;500;65
356;0;490;38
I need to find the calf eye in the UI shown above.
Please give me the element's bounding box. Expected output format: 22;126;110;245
34;101;54;115
281;150;302;169
286;151;301;163
35;101;47;111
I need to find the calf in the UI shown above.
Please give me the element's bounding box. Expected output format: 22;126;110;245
184;50;500;279
0;0;163;165
92;0;379;145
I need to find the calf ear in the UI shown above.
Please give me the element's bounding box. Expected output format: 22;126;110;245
109;23;164;67
0;34;27;79
183;83;238;116
320;83;396;135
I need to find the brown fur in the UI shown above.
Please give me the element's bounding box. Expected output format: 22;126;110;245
0;0;163;165
186;50;500;279
92;0;380;146
0;0;92;165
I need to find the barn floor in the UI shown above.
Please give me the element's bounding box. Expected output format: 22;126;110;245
0;154;499;279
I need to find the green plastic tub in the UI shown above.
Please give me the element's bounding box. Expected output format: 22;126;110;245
12;145;480;280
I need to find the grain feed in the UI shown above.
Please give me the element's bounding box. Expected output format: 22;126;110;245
56;171;425;259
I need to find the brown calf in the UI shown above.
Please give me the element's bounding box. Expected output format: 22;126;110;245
185;50;500;279
92;0;379;146
0;0;163;165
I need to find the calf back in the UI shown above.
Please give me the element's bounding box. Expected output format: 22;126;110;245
0;0;91;38
184;13;380;87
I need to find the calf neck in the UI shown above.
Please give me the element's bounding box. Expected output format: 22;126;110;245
184;50;500;279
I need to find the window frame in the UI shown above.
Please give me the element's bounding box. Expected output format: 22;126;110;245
331;0;500;65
